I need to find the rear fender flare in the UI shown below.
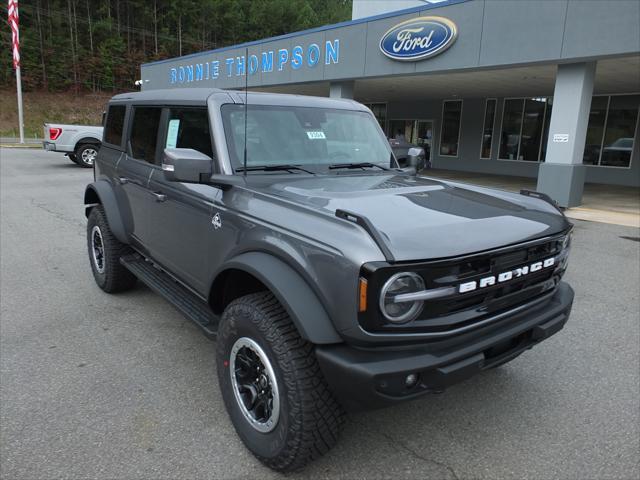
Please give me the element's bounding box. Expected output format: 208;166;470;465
84;180;128;244
216;252;342;345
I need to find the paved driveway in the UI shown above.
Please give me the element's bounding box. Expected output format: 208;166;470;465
1;148;639;479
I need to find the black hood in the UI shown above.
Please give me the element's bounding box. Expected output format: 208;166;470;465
246;173;569;261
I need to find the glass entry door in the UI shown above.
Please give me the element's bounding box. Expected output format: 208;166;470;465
415;121;433;160
389;119;433;160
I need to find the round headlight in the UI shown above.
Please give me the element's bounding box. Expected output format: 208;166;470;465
379;272;425;323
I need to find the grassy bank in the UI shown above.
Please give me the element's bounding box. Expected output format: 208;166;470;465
0;89;111;138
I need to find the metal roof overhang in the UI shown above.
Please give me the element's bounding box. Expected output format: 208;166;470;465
140;0;640;97
253;55;640;101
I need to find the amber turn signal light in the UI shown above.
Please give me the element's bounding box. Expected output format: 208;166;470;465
358;277;368;312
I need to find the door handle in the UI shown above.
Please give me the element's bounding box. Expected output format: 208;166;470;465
119;177;145;187
150;191;166;202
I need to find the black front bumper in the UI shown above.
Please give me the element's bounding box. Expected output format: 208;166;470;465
316;282;574;411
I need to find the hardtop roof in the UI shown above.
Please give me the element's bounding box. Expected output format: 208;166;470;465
108;88;366;111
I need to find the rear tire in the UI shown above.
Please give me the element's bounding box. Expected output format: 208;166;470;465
76;143;99;168
87;206;136;293
217;292;344;472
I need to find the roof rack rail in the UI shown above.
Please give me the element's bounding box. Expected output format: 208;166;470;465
335;209;395;262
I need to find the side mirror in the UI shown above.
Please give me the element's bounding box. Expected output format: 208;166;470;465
407;147;425;169
162;148;212;183
398;147;424;176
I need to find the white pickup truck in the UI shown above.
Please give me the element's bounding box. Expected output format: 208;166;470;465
42;123;103;168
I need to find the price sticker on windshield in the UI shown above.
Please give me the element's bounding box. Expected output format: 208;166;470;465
306;131;326;140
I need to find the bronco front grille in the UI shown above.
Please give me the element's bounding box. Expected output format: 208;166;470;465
359;233;569;335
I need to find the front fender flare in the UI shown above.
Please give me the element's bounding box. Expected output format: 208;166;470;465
219;252;343;345
84;180;128;244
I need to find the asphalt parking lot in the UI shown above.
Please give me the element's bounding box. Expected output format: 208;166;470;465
1;148;639;480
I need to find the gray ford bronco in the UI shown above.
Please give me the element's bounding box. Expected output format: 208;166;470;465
85;88;574;472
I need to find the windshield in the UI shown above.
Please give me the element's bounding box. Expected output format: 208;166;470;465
221;104;392;171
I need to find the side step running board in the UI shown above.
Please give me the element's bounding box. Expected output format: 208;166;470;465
120;254;219;338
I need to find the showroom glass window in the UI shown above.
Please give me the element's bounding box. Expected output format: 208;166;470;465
481;99;497;159
499;97;551;161
539;98;553;162
104;105;126;147
499;99;524;160
583;96;609;165
584;94;639;168
388;119;434;158
130;107;162;164
440;100;462;157
389;119;415;143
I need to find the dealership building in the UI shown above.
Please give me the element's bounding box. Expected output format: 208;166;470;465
140;0;640;206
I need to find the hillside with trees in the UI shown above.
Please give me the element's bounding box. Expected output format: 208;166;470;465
1;0;352;93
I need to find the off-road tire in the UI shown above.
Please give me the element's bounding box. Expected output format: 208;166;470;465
217;292;345;472
87;206;136;293
76;143;99;168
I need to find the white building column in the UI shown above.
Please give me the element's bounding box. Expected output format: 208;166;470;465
537;62;596;208
329;81;354;99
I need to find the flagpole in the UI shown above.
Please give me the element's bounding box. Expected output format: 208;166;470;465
8;0;24;144
15;64;24;144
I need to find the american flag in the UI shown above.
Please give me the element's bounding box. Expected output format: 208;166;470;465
8;0;20;69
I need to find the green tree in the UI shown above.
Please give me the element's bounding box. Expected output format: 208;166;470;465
3;0;353;93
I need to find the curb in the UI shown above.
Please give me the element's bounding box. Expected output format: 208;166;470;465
565;207;640;229
0;144;42;149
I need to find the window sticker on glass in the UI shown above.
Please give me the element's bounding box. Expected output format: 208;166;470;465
306;131;326;140
166;119;180;148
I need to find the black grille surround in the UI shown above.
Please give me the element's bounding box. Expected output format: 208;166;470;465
359;231;571;336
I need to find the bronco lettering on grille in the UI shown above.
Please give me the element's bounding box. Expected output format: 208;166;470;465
458;257;555;294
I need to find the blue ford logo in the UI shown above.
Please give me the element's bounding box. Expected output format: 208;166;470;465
380;16;458;61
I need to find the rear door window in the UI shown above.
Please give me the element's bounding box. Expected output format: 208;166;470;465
104;105;126;147
130;107;163;164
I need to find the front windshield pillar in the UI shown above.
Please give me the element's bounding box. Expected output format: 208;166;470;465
208;93;236;175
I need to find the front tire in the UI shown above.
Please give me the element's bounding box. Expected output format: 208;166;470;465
87;206;136;293
217;292;344;472
76;143;99;168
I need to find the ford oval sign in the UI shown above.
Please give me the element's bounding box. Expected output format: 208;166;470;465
380;16;458;61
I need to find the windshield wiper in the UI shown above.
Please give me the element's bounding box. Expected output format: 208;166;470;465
328;162;390;171
236;164;315;174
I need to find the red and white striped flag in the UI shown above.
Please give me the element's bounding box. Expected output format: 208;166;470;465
8;0;20;69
